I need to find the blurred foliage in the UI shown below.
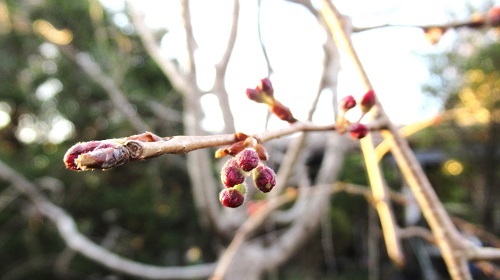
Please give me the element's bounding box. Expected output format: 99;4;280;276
422;31;499;232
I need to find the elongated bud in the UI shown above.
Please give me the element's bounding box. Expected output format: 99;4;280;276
235;148;260;172
360;89;376;113
271;101;297;123
64;141;130;171
219;187;245;208
252;164;276;193
221;159;245;188
339;95;356;112
349;123;368;139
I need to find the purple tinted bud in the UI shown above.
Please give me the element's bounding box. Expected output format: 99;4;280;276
259;78;274;97
64;140;130;171
252;164;276;193
219;188;245;208
220;159;245;188
235;149;260;172
246;88;264;103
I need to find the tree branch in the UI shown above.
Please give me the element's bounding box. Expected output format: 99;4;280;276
58;44;151;133
0;159;216;279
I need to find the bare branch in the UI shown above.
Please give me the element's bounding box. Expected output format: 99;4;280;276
128;4;192;95
320;1;476;278
0;159;215;279
58;44;151;132
212;0;240;133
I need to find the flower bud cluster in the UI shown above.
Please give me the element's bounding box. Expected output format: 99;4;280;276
246;78;297;123
218;137;277;208
336;89;376;140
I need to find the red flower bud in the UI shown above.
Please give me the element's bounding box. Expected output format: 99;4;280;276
252;164;276;193
258;78;274;97
339;95;356;112
219;187;245;208
271;101;297;123
488;6;500;27
64;140;130;171
360;89;376;113
349;123;368;139
220;159;245;188
235;148;260;172
246;88;264;103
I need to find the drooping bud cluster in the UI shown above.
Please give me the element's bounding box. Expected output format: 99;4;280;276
246;78;297;123
217;134;277;208
336;89;377;140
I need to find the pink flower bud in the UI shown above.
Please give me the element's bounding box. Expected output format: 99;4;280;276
220;159;245;188
246;88;264;103
360;89;376;113
64;141;130;171
258;78;274;97
235;148;260;172
339;95;356;111
349;123;368;140
488;6;500;26
252;164;276;193
219;187;245;208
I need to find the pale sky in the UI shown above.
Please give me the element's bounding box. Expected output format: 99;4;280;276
101;0;499;133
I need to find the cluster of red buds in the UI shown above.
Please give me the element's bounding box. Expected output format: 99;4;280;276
246;78;297;123
336;89;376;140
217;133;276;208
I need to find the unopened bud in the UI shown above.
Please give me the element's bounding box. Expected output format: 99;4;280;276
235;148;260;172
219;187;245;208
221;159;245;188
339;95;356;112
246;88;264;103
258;78;274;97
360;89;376;113
349;123;368;139
64;140;130;171
253;164;276;193
271;101;297;123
